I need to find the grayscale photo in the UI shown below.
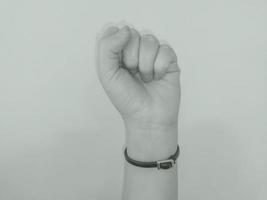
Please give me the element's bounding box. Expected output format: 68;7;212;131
0;0;266;200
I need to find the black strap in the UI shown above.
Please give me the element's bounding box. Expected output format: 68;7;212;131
124;145;180;170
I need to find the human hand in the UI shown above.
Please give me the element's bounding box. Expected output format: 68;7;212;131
96;25;180;160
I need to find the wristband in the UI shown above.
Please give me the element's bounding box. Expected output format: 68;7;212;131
124;145;180;170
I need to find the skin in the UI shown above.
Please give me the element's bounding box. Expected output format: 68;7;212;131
96;25;181;200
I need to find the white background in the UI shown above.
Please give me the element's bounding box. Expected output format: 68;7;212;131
0;0;266;199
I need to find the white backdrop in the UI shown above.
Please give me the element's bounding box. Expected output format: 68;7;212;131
0;0;266;199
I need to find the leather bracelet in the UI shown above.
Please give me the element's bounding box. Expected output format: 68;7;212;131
124;145;180;170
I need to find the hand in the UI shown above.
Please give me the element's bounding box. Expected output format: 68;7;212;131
96;25;181;160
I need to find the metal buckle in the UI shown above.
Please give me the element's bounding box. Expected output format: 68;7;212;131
156;159;175;170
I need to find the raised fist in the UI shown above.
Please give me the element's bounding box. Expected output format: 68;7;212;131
96;25;180;152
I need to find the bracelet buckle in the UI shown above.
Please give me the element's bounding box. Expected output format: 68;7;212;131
156;159;175;170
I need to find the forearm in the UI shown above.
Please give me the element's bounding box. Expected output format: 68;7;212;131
122;122;178;200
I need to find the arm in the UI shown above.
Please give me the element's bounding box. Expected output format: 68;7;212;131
122;123;178;200
96;25;180;200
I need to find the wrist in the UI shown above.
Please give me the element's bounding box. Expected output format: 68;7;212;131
124;121;178;162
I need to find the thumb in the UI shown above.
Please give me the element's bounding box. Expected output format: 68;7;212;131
97;26;131;82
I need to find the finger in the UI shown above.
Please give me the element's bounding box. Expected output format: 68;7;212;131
123;28;140;74
139;34;159;82
154;44;179;80
97;26;131;81
101;26;119;38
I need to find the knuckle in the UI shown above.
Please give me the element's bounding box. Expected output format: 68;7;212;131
142;34;159;45
169;48;177;62
160;44;173;55
131;28;140;38
160;44;171;51
98;37;114;52
103;26;119;37
159;44;177;62
98;38;108;49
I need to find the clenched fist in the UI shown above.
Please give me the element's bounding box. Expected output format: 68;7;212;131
96;25;181;160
